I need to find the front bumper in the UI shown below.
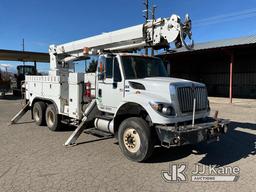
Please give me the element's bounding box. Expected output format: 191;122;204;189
155;117;229;148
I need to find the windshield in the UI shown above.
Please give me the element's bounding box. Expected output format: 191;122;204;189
121;56;168;79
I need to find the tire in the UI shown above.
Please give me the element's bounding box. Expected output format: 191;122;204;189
45;104;61;131
33;101;46;126
118;117;155;162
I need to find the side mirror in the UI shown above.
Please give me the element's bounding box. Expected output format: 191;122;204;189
113;74;121;83
113;58;122;83
97;60;106;81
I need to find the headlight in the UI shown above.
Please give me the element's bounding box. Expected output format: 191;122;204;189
149;101;176;116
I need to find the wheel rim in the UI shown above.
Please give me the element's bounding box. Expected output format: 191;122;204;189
47;110;54;127
123;128;141;153
34;108;40;122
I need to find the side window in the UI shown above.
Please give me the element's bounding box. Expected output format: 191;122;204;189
114;58;122;82
86;56;99;73
106;58;113;78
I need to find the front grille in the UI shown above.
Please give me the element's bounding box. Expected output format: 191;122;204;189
177;86;208;113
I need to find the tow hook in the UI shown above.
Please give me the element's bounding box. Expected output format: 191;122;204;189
173;136;180;145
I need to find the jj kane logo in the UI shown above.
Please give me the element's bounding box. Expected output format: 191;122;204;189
161;163;188;182
162;163;240;182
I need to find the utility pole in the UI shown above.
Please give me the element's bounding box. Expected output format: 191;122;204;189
22;38;25;65
143;0;149;55
151;5;156;56
22;38;25;74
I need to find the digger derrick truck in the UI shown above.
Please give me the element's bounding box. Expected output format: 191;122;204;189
22;14;228;162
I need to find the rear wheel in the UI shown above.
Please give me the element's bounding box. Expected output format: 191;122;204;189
33;101;46;126
118;117;155;162
45;104;61;131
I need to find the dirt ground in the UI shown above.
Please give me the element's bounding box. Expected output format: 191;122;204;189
0;96;255;192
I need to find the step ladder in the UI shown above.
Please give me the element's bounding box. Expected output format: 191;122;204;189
64;99;98;146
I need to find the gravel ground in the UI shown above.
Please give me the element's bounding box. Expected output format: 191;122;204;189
0;96;255;192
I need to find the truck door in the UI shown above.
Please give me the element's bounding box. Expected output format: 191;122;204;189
96;55;123;114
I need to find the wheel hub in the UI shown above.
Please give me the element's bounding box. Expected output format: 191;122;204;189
123;128;141;153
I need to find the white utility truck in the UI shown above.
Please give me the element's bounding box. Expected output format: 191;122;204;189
21;14;228;162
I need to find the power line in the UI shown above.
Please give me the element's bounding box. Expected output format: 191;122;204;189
194;8;256;23
194;8;256;27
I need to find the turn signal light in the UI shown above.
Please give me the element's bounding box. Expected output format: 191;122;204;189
83;47;89;55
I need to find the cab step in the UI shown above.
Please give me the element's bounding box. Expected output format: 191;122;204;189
84;128;113;138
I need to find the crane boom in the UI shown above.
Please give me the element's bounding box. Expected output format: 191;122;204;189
49;14;193;75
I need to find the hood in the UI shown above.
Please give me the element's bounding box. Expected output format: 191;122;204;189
128;77;205;92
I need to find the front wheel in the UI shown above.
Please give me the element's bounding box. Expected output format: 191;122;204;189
118;117;155;162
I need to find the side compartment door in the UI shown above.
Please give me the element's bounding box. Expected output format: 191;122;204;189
96;55;123;113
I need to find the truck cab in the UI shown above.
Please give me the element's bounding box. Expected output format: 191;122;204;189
95;53;209;123
83;53;227;161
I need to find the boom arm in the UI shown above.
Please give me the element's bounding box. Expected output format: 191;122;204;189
49;14;193;75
